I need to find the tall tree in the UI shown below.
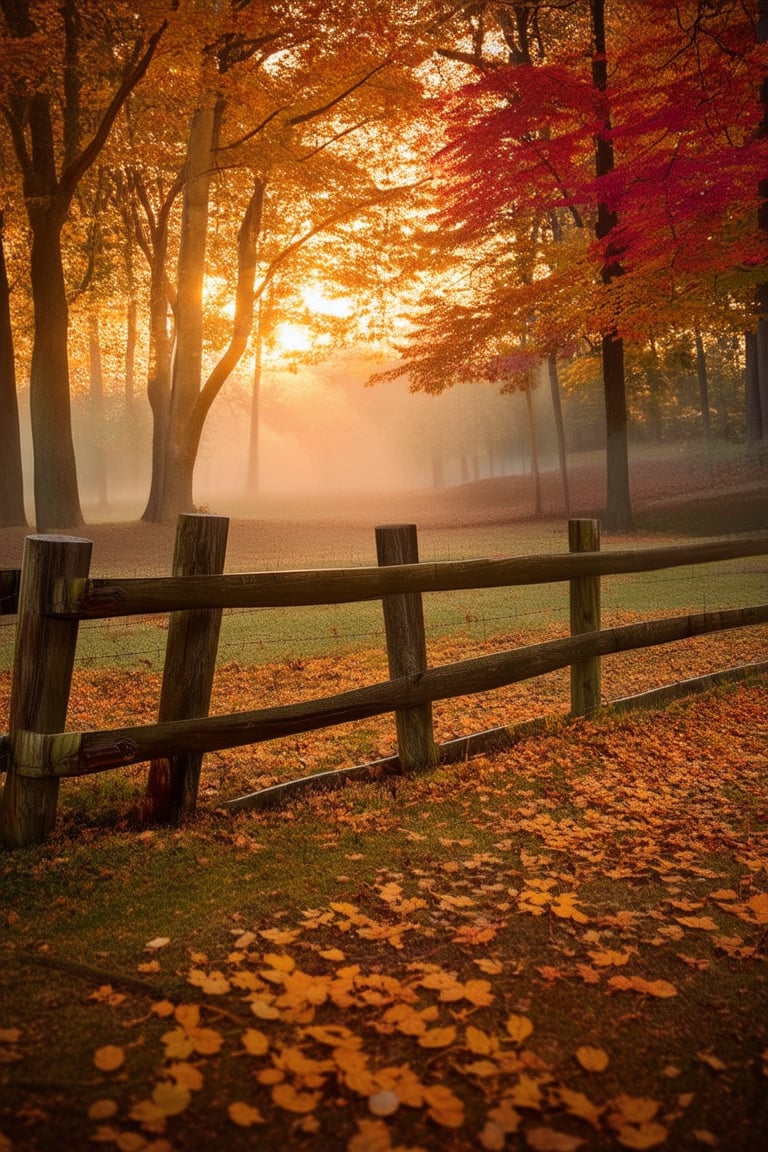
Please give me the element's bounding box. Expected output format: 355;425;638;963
0;208;26;526
0;0;167;528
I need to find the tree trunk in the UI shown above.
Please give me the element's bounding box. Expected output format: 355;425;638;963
592;0;633;532
524;380;542;517
88;314;108;509
159;96;219;522
0;210;27;527
745;331;764;442
754;2;768;440
247;300;263;495
547;353;570;516
29;205;83;530
694;328;712;444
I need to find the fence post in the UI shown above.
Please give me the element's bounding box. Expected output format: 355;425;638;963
568;518;602;715
0;535;92;848
144;513;229;824
375;524;438;773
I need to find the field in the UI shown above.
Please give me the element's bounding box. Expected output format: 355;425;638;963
0;447;767;1151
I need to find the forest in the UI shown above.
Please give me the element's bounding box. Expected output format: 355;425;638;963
0;0;766;534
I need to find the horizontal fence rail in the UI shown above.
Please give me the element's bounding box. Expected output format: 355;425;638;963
52;534;768;617
12;603;768;780
1;515;767;848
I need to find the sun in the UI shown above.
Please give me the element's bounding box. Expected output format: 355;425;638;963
273;321;312;353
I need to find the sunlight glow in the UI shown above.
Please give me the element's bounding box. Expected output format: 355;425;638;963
303;286;354;317
274;321;312;353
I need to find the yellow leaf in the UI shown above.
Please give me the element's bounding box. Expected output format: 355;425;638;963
423;1084;465;1128
258;927;301;944
228;1101;264;1127
587;949;630;968
675;916;719;931
0;1029;21;1044
526;1127;585;1151
505;1014;534;1045
480;1121;506;1151
508;1075;544;1110
152;1081;190;1117
466;1025;495;1056
348;1118;392;1152
487;1100;522;1133
748;893;768;924
174;1004;200;1030
115;1133;146;1152
463;979;494;1007
93;1046;125;1073
615;1123;668;1149
263;953;296;973
187;968;230;995
250;999;280;1020
150;1000;175;1018
129;1099;166;1126
272;1083;321;1113
161;1028;194;1061
241;1029;269;1057
475;958;504;975
418;1026;457;1049
88;1100;118;1122
189;1027;224;1056
611;1095;660;1125
330;902;360;918
163;1063;201;1094
303;1024;361;1048
320;948;346;961
557;1087;603;1128
576;1046;609;1073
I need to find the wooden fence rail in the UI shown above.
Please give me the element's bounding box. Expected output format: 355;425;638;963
1;516;767;848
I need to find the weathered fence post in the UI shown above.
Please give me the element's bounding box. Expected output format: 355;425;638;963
143;513;229;824
569;518;602;715
0;535;92;848
375;524;438;773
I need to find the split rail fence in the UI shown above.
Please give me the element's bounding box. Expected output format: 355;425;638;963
1;513;767;849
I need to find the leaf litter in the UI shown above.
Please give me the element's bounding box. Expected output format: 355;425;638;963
1;665;767;1149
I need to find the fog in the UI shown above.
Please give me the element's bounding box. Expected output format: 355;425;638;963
14;354;574;521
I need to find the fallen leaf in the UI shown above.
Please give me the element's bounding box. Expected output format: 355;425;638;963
418;1026;457;1049
576;1046;609;1072
506;1014;534;1045
526;1126;585;1151
272;1083;321;1113
93;1045;125;1073
228;1101;264;1127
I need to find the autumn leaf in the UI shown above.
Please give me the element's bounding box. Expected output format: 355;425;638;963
187;968;230;995
93;1045;125;1073
347;1118;393;1152
505;1014;534;1045
576;1046;609;1072
228;1101;265;1127
674;916;719;931
241;1028;269;1057
525;1126;585;1151
88;1100;118;1122
272;1082;321;1113
614;1123;669;1149
151;1080;191;1116
418;1025;457;1049
423;1083;465;1127
747;893;768;924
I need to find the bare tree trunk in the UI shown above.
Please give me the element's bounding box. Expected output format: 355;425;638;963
547;353;570;516
29;204;83;529
159;95;220;521
247;300;263;495
524;380;542;517
694;328;712;444
592;0;632;532
0;210;27;527
88;314;108;509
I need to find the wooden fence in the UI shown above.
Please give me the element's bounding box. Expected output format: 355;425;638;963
1;513;767;849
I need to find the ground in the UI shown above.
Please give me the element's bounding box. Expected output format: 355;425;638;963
0;447;767;1152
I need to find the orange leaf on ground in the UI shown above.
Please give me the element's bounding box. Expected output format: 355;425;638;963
228;1101;265;1127
418;1026;457;1049
526;1126;585;1150
93;1045;125;1073
506;1014;534;1045
576;1046;609;1072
